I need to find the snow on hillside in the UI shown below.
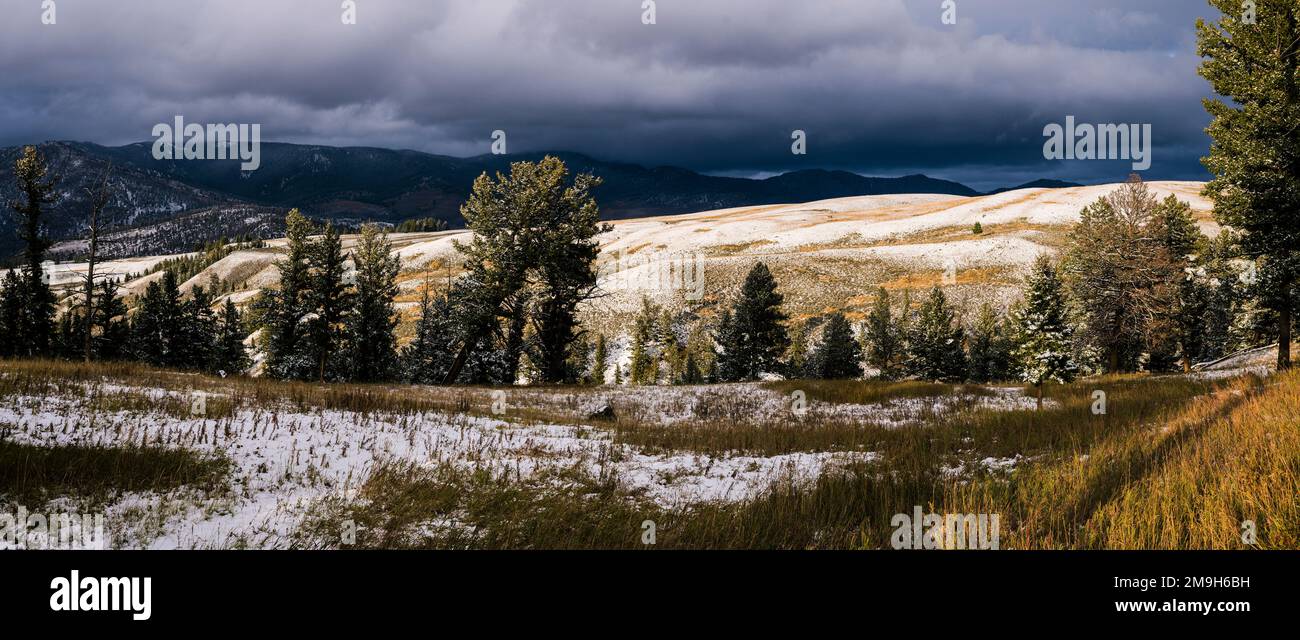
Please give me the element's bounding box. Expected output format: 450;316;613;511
38;181;1212;336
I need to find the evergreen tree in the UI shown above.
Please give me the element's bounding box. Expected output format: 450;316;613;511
444;157;603;383
629;296;659;384
967;302;1013;382
565;332;594;384
714;262;789;381
1152;194;1210;371
785;320;808;378
805;313;862;379
683;350;703;384
590;334;608;385
1198;1;1300;369
503;292;530;384
346;224;400;382
306;222;349;381
0;270;21;357
213;298;249;376
1015;255;1078;409
402;285;456;384
1062;177;1180;373
863;287;904;380
8;146;58;357
131;270;183;367
56;311;83;359
906;286;967;382
178;284;218;369
529;162;610;383
258;209;315;379
658;309;685;384
91;278;129;360
1197;231;1249;360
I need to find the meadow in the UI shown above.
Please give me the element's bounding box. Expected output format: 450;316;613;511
0;359;1293;549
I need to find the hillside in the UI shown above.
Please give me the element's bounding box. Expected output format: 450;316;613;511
6;141;987;259
43;180;1212;345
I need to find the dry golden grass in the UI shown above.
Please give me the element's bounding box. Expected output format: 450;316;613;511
949;372;1298;549
6;358;1293;549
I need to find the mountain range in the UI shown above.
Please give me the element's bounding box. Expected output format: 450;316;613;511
0;140;1075;259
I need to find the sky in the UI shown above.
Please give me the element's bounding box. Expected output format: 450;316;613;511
0;0;1224;191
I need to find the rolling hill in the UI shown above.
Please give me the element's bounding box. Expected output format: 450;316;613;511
46;181;1213;350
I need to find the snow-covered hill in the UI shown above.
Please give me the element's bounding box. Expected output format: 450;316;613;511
43;180;1213;341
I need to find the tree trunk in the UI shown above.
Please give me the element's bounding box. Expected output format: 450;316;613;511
1279;306;1292;371
1107;347;1120;375
82;259;95;363
443;342;471;384
83;163;110;363
1036;384;1043;411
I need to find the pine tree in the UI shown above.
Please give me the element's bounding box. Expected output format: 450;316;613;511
444;156;604;383
906;286;967;382
529;161;610;383
8;146;58;357
131;270;183;367
1198;1;1300;369
1150;194;1210;371
503;292;531;384
1015;255;1078;409
863;287;904;380
683;350;702;384
658;309;684;384
1197;231;1249;360
0;270;21;357
306;222;349;381
629;296;659;384
56;311;83;359
402;284;456;384
967;302;1013;382
179;284;218;369
785;320;808;378
1062;177;1180;373
591;334;608;385
565;332;594;384
258;209;315;379
714;262;789;381
213;299;250;375
91;278;129;360
806;313;862;379
346;224;400;382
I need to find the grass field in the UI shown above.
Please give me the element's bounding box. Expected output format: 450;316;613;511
0;359;1294;549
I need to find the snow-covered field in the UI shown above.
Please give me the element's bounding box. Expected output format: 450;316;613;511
0;377;1046;549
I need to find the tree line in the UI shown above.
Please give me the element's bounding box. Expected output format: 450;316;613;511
610;176;1264;408
0;152;1283;394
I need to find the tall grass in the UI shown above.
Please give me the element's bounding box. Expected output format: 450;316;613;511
298;373;1289;549
0;440;230;508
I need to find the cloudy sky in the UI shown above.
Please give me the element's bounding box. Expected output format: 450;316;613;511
1;0;1222;190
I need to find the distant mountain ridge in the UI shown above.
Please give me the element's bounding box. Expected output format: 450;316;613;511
983;179;1083;195
0;140;1064;258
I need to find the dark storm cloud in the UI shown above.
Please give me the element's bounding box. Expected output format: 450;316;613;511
0;0;1219;189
